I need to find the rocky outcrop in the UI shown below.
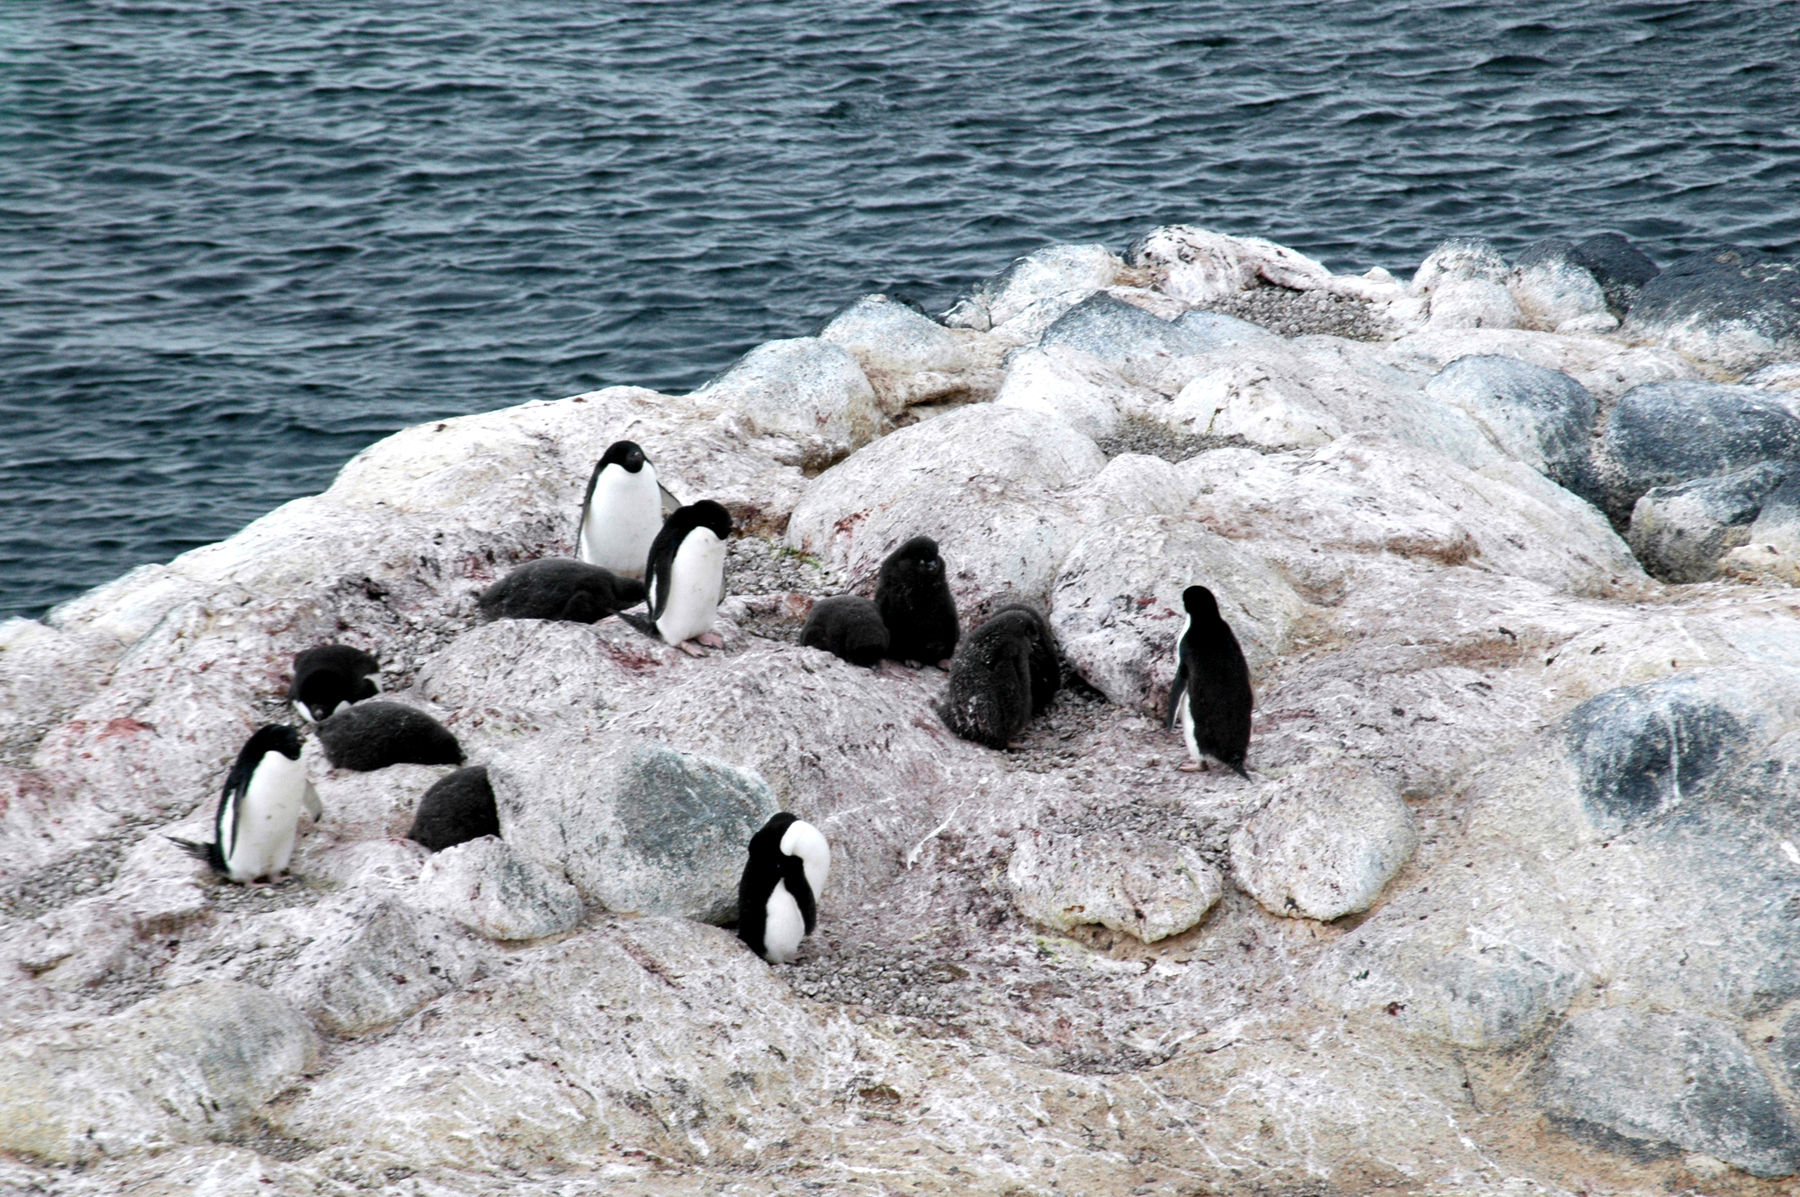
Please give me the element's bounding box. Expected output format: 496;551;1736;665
1007;832;1223;943
1624;245;1800;374
1597;379;1800;519
1628;462;1797;582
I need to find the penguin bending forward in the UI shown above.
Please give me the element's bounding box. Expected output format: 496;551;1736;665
875;536;959;666
576;440;678;580
170;724;321;883
622;499;733;655
289;644;380;724
1166;584;1253;777
737;812;831;964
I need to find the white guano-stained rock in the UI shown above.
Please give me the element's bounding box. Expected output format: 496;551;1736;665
414;836;584;941
818;294;982;414
943;243;1126;331
1007;832;1223;943
686;337;881;470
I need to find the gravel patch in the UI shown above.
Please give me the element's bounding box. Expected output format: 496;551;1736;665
1093;413;1283;464
1194;284;1394;342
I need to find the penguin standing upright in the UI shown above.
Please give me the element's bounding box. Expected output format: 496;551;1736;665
625;499;733;655
938;606;1044;749
875;536;959;666
575;440;678;580
737;812;831;964
169;725;321;883
289;644;380;724
1166;584;1253;777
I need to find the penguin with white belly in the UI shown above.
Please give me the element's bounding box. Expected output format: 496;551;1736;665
169;725;321;884
575;440;680;580
622;499;733;655
737;812;831;964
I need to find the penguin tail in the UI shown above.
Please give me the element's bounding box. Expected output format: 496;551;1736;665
1230;761;1251;780
617;610;662;640
167;836;226;872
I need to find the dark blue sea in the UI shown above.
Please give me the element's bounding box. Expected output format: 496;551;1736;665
3;1;1797;619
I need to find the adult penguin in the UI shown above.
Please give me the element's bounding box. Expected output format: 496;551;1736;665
875;536;959;666
737;812;831;964
1166;584;1252;777
169;725;321;883
575;440;679;580
288;644;380;724
623;499;733;655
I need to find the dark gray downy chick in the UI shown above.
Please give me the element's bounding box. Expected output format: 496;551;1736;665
800;595;889;666
875;535;959;666
289;644;380;724
477;558;648;623
938;606;1049;749
986;603;1060;715
318;701;464;772
407;765;498;851
1166;584;1252;777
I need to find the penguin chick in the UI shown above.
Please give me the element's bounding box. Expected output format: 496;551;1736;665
477;558;647;623
1166;584;1252;777
938;607;1043;749
986;603;1061;715
289;644;380;724
621;499;733;653
875;535;959;665
737;812;830;964
317;701;463;772
575;440;676;580
407;765;498;852
799;595;889;666
169;724;321;883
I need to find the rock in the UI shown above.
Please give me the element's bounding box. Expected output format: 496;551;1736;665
1597;380;1800;519
1539;1008;1800;1178
1410;238;1522;330
1036;292;1211;393
943;243;1125;331
1131;225;1369;304
1508;239;1617;333
1719;472;1800;585
1569;232;1661;318
1049;514;1309;711
1627;462;1797;582
818;294;977;414
0;981;317;1163
686;337;881;470
279;896;480;1037
1623;246;1800;374
1167;356;1346;448
414;618;667;731
0;619;122;763
1424;354;1602;503
1744;361;1800;392
491;731;780;924
1383;325;1700;408
1170;308;1290;353
1006;832;1223;943
1228;762;1416;921
413;836;583;941
992;343;1151;440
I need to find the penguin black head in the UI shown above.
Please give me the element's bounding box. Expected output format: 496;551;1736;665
893;535;943;573
290;644;381;723
668;498;733;542
598;440;649;473
243;723;304;765
1182;584;1222;622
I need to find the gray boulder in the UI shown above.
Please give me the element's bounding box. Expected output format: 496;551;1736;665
1623;246;1800;374
1409;238;1521;330
279;896;481;1037
818;294;977;414
1507;239;1616;333
1037;292;1212;392
491;732;780;924
686;337;881;470
414;836;584;941
943;243;1125;331
1007;832;1223;944
1568;232;1660;318
1597;380;1800;519
1539;1008;1800;1178
1425;354;1601;503
1627;462;1797;582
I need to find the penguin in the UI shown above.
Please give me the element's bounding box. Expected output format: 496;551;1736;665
289;644;380;724
736;812;831;965
477;558;647;624
875;536;959;666
937;606;1044;749
575;440;679;580
169;724;321;884
622;499;733;655
317;701;464;772
1166;584;1252;777
799;595;889;666
987;603;1061;715
407;765;498;852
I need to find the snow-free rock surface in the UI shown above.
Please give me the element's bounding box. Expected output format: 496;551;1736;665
7;227;1800;1197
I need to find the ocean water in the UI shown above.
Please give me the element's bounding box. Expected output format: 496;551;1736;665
3;0;1797;619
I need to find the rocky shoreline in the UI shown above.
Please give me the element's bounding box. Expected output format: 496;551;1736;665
3;226;1800;1196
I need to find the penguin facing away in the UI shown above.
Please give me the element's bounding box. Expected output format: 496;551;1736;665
477;558;647;624
737;812;831;964
987;603;1061;715
575;440;677;580
624;499;733;655
317;701;464;772
875;535;959;666
289;644;380;724
799;595;889;666
1166;584;1253;777
170;724;321;883
938;606;1042;749
407;765;499;852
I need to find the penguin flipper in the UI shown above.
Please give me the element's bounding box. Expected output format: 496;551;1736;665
781;851;818;936
659;483;681;518
1165;662;1188;731
303;780;324;820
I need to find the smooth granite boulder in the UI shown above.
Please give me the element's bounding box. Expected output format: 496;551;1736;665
1007;832;1223;944
992;343;1151;439
1627;462;1797;582
1597;380;1800;519
1568;232;1661;318
1507;239;1616;333
686;337;881;469
1623;246;1800;374
491;732;780;924
1410;238;1521;330
1036;292;1212;393
413;836;584;942
818;294;975;414
1425;354;1602;503
277;896;480;1037
1539;1009;1800;1178
943;242;1125;331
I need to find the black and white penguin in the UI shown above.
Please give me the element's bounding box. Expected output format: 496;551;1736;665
289;644;380;724
317;701;464;772
875;536;959;666
799;595;889;666
938;606;1047;749
623;499;732;654
169;724;321;884
476;558;647;624
407;765;498;852
575;440;678;580
736;812;831;965
987;603;1061;715
1166;584;1252;777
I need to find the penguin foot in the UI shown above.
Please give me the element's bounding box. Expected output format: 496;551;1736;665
696;632;725;649
936;659;954;671
677;640;708;658
1176;762;1203;773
